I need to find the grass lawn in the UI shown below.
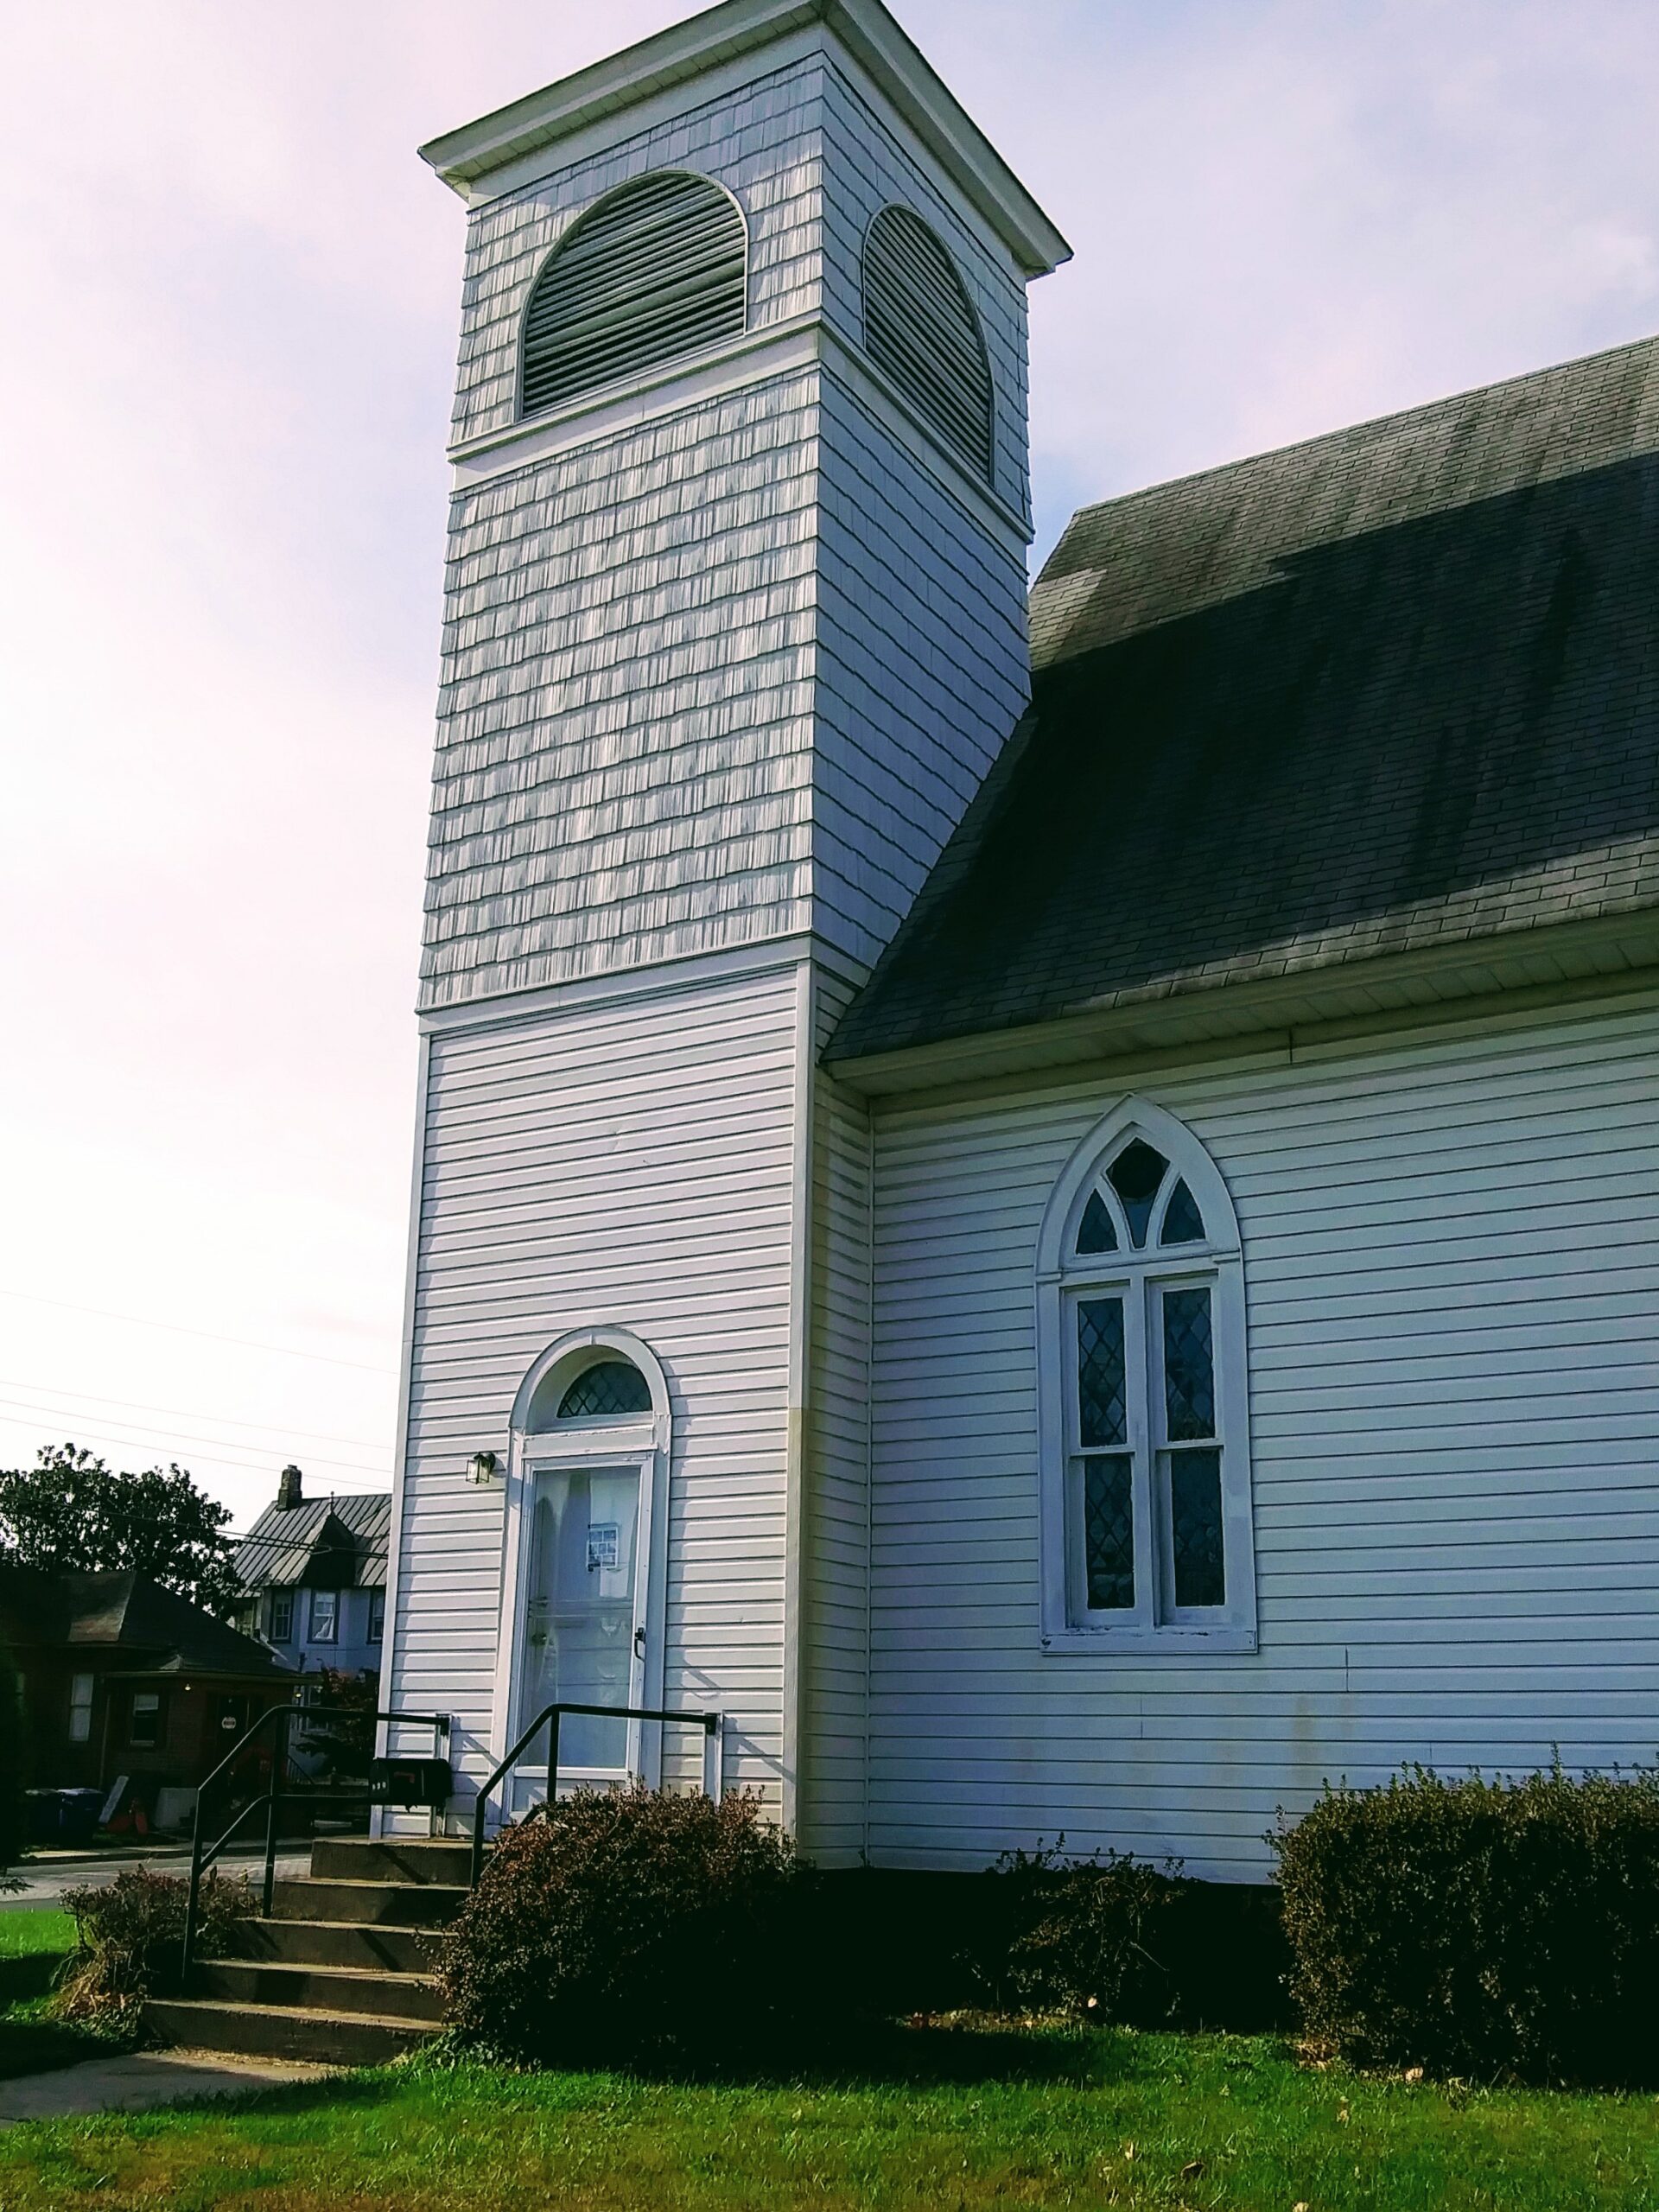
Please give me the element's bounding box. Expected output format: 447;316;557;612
0;1905;112;2084
2;2025;1657;2209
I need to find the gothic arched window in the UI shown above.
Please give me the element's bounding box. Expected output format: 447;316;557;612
1037;1102;1257;1652
520;170;747;419
861;204;994;482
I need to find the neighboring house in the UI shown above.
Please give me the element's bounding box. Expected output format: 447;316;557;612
234;1466;390;1679
0;1562;292;1818
377;0;1659;1884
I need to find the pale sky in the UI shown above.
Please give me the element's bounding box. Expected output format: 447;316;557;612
2;0;1656;1535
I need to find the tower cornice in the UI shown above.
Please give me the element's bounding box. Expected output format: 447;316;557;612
417;0;1071;279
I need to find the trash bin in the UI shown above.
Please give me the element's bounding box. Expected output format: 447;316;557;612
22;1788;103;1844
59;1789;104;1846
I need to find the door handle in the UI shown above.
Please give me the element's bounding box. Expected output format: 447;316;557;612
633;1627;646;1662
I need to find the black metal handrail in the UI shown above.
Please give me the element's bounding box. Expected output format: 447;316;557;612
181;1700;449;1975
469;1701;721;1887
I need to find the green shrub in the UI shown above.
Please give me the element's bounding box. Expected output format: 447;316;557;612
969;1842;1192;2026
56;1867;252;2021
1274;1764;1659;2084
439;1785;805;2066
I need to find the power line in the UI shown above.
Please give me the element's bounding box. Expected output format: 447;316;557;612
0;1285;396;1376
0;1394;389;1485
0;1376;392;1457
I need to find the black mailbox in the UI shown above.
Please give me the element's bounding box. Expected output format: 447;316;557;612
370;1756;452;1810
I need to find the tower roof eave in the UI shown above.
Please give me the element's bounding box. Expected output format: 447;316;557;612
416;0;1071;279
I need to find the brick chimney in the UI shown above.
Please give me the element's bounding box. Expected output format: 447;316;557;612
276;1464;303;1510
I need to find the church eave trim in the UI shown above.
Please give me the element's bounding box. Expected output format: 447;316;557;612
416;0;1071;278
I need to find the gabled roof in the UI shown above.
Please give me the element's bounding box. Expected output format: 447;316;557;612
830;333;1659;1070
0;1564;289;1681
233;1491;391;1592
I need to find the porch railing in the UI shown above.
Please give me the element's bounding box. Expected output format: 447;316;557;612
468;1702;722;1888
181;1700;450;1975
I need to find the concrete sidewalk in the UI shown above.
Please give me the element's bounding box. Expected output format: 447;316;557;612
0;2048;335;2126
1;1849;308;1912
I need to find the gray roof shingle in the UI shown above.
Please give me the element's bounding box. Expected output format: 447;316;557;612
0;1564;289;1680
828;333;1659;1065
233;1491;391;1592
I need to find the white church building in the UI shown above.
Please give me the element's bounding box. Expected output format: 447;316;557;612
379;0;1659;1882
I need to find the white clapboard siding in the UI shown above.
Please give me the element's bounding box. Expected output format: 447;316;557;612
387;963;806;1817
866;986;1659;1879
801;971;874;1861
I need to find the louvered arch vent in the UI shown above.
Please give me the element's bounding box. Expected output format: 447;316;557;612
861;205;994;482
520;170;747;418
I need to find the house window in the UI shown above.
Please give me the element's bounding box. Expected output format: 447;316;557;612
861;204;994;481
367;1588;385;1645
520;170;747;419
267;1590;294;1643
67;1674;93;1744
308;1587;339;1643
128;1691;163;1749
1039;1102;1256;1653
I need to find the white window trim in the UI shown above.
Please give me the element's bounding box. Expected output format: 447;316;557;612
308;1586;339;1644
1036;1096;1258;1656
67;1672;93;1744
491;1326;671;1815
267;1591;294;1643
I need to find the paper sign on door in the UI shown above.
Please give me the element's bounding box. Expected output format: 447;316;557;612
587;1523;620;1572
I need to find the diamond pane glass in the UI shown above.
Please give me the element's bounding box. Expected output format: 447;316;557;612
1084;1454;1135;1611
1160;1178;1205;1245
1108;1140;1168;1248
1162;1287;1215;1440
1170;1448;1225;1608
1077;1299;1127;1447
556;1359;652;1420
1077;1190;1118;1254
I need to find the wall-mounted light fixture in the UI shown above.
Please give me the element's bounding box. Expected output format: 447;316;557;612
467;1450;499;1485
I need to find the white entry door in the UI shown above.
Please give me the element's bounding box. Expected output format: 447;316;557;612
518;1462;644;1777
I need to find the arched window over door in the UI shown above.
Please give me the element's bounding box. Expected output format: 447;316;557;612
497;1330;671;1784
1036;1100;1257;1653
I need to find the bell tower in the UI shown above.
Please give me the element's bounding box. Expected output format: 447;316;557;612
382;0;1067;1852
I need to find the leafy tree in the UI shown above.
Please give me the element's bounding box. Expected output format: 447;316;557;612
0;1444;241;1619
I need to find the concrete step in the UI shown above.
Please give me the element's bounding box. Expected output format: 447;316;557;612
270;1878;466;1929
233;1917;439;1976
310;1837;475;1887
144;1997;431;2068
195;1959;444;2024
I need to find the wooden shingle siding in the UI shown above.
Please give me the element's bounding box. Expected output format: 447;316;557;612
811;370;1031;967
388;964;806;1811
423;373;822;1008
450;57;829;446
866;988;1659;1878
816;60;1030;522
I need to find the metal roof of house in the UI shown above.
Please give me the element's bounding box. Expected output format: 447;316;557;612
829;332;1659;1066
233;1491;391;1592
0;1564;290;1681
